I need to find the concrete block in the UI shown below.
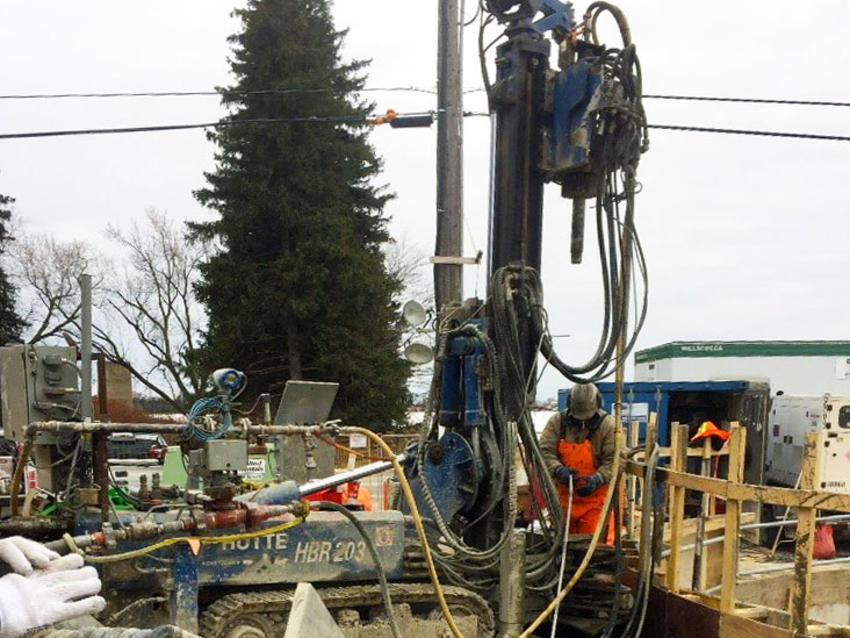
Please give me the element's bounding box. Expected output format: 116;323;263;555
283;582;346;638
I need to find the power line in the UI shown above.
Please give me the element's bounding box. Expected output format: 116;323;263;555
0;112;435;140
1;114;848;143
647;123;850;142
0;87;442;100
0;87;848;108
643;94;850;108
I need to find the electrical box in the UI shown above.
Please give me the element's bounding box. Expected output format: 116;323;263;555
0;344;80;442
203;440;248;472
766;394;850;493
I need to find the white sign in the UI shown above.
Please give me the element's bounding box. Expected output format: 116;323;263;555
620;402;649;424
239;457;267;480
349;434;368;449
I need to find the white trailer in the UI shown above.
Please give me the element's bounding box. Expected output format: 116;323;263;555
765;394;850;493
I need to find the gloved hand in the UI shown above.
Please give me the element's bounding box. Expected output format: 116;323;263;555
576;472;604;497
0;536;60;575
554;466;577;485
0;553;106;637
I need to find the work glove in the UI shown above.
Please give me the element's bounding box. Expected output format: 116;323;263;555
554;466;577;485
0;535;60;575
0;553;106;637
576;472;604;497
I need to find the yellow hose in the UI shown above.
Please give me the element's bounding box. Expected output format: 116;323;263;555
74;516;307;564
340;426;467;638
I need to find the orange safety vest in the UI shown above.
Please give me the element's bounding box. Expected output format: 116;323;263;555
557;435;614;544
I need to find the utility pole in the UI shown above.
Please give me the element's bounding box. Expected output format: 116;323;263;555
434;0;464;312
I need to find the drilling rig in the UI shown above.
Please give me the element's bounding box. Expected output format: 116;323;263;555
0;1;647;636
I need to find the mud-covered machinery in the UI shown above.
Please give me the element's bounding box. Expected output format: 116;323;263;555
0;355;491;637
0;1;648;636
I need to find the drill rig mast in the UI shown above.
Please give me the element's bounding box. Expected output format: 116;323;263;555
406;0;648;599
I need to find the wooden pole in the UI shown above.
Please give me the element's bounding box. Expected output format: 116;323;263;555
790;431;822;635
667;423;689;593
434;0;464;311
719;423;745;613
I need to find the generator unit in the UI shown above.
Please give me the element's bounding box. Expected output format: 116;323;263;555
765;394;850;493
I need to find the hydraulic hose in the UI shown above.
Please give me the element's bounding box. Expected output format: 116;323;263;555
339;426;467;638
316;501;401;638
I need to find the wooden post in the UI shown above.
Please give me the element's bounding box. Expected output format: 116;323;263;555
692;436;713;591
626;420;640;540
790;431;822;635
638;412;658;571
666;423;689;593
720;423;746;613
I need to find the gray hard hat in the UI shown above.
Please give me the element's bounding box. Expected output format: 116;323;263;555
569;383;600;421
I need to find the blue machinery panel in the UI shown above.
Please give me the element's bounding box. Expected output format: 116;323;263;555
78;511;405;628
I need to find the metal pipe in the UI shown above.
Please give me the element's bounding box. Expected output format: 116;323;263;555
670;514;850;557
703;556;850;593
499;529;526;638
23;421;339;436
296;454;405;497
80;274;93;421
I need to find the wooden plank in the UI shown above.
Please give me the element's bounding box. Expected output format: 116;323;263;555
734;607;771;620
428;254;481;265
666;423;689;593
719;613;793;638
789;431;822;636
622;461;850;513
720;423;746;613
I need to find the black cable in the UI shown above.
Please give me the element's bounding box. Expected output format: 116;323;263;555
315;501;402;638
644;94;850;107
3;87;849;108
3;115;850;142
0;86;440;100
648;123;850;142
0;111;435;140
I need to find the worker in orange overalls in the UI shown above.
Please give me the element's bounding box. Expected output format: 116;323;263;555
540;383;616;540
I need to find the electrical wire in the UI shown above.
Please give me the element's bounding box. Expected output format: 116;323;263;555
643;94;850;107
0;87;441;100
316;501;402;638
2;114;849;143
0;111;436;140
648;123;850;142
2;87;848;109
183;396;232;441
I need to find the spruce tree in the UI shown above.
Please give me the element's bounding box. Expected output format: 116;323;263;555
191;0;410;429
0;194;25;344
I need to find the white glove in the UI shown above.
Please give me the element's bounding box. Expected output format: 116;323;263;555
0;536;60;575
0;553;106;637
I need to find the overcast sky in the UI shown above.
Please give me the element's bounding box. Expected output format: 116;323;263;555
0;1;849;400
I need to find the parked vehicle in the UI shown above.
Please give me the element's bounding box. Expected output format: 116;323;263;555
107;433;168;463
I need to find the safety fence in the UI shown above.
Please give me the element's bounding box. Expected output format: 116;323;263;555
624;415;850;637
